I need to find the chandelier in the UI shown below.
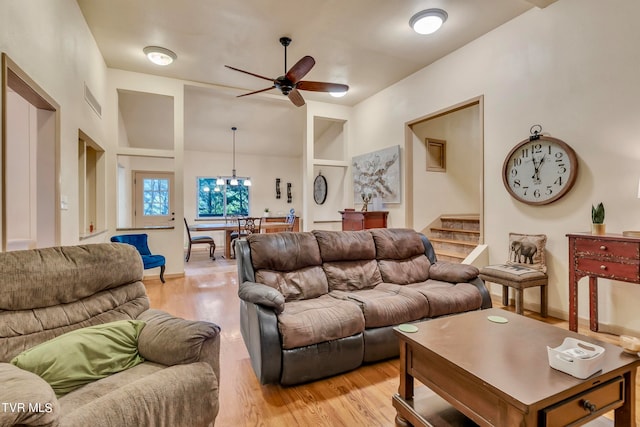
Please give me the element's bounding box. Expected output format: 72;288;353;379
216;126;251;187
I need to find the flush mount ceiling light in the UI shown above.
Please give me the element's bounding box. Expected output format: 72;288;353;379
143;46;177;66
330;90;347;98
409;8;448;35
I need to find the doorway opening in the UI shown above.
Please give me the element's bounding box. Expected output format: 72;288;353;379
404;96;484;244
1;53;60;251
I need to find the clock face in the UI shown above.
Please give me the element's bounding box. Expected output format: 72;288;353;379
313;174;327;204
502;136;578;205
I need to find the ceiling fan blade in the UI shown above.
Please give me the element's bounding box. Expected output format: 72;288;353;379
288;89;306;107
237;86;276;97
285;56;315;84
297;81;349;93
225;65;274;82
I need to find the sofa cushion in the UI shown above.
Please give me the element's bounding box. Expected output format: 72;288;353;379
256;266;328;301
378;255;431;285
137;309;221;366
0;282;149;363
370;228;426;260
0;363;59;427
370;228;431;284
406;280;483;318
322;260;383;291
277;295;365;349
330;283;429;328
313;230;376;262
0;243;143;311
59;361;217;427
248;232;321;271
11;320;146;397
429;262;479;283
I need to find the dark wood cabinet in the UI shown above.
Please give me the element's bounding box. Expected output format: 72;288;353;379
567;232;640;332
339;210;388;231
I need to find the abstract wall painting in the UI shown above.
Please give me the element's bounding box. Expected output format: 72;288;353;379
352;145;401;204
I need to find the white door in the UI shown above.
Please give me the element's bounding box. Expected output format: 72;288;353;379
133;171;175;227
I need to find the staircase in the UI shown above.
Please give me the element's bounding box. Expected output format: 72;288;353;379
428;214;480;263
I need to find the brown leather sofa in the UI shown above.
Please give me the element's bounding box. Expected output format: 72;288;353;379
0;243;220;427
235;228;491;385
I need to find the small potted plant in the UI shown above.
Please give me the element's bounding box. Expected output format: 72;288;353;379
591;202;605;235
263;208;270;217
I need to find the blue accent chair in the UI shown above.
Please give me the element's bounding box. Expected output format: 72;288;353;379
110;234;166;283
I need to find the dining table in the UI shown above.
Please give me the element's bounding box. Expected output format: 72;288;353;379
189;221;289;259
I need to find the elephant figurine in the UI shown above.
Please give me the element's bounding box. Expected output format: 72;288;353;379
511;240;537;264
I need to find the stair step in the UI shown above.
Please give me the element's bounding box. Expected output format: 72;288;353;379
429;237;477;248
430;228;480;243
440;215;480;231
434;250;467;262
431;227;480;235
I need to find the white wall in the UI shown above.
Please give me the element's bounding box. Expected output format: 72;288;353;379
5;91;35;245
0;0;108;246
351;0;640;334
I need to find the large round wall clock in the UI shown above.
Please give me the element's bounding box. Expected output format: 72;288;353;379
313;173;328;204
502;136;578;205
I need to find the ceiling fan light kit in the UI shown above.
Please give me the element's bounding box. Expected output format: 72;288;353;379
410;8;448;35
143;46;177;66
225;37;349;107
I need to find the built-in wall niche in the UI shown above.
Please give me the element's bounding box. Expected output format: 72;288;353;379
117;89;174;150
78;130;105;238
116;155;175;230
313;117;346;161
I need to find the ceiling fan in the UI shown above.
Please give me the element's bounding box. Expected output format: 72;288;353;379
225;37;349;107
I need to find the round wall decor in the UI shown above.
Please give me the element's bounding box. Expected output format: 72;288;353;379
313;173;328;204
502;135;578;205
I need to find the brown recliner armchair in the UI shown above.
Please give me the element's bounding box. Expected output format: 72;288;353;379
0;243;221;426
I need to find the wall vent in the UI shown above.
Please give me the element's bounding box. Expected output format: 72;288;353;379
84;83;102;118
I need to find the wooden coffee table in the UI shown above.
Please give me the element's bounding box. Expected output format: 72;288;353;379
393;308;640;427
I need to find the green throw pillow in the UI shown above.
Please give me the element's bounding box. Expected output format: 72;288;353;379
10;320;146;397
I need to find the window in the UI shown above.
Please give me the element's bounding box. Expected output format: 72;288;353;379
133;171;174;227
197;177;250;218
142;177;170;215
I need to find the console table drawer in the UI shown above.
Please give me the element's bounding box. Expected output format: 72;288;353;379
542;377;624;426
576;258;640;281
575;238;640;259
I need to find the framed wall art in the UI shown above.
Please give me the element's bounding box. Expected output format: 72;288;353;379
352;145;401;204
426;138;446;172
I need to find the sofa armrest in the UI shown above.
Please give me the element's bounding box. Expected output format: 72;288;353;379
136;309;221;380
469;276;493;309
239;301;282;384
0;363;59;426
429;261;479;283
238;281;285;314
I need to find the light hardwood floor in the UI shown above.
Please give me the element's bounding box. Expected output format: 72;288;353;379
144;248;639;426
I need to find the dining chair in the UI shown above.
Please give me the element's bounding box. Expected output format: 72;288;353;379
230;217;261;259
110;234;166;283
184;218;216;262
285;208;296;232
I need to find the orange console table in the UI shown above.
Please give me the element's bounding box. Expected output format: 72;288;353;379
340;210;388;231
567;232;640;332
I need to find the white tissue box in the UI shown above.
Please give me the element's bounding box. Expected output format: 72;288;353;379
547;337;605;379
